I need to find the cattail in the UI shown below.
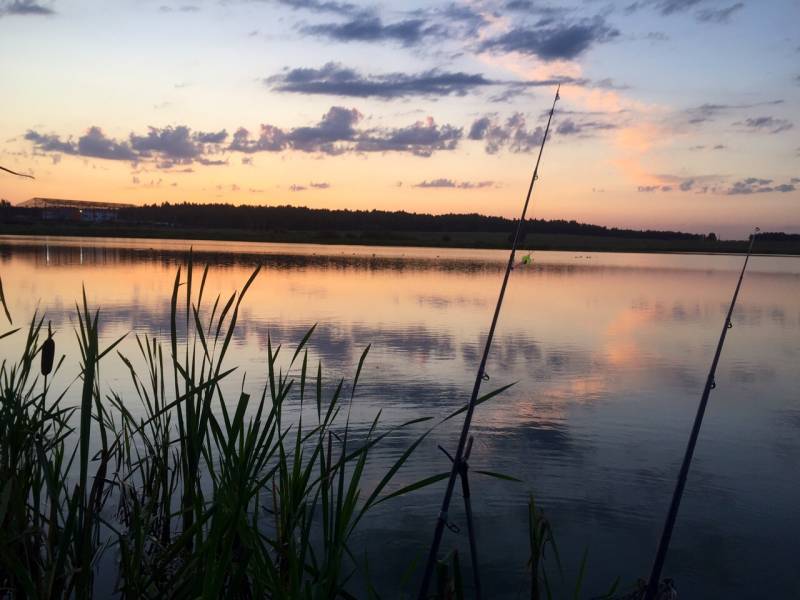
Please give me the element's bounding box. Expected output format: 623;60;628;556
41;324;55;376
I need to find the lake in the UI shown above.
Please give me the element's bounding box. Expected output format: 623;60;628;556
1;235;798;598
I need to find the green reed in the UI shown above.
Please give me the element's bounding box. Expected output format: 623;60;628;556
0;259;516;599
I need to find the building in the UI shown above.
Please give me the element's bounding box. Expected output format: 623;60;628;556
18;198;135;222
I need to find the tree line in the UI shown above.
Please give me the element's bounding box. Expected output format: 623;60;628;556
117;202;705;240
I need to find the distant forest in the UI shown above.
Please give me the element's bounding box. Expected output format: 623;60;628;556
119;203;709;240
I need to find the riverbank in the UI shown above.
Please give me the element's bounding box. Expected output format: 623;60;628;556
2;222;799;255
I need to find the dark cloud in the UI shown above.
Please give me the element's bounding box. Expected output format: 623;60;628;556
130;126;228;160
355;117;462;157
413;178;494;189
228;125;287;153
682;100;783;124
310;181;330;188
228;108;359;155
77;127;138;161
0;0;54;16
726;178;797;195
302;16;436;46
268;62;494;98
289;184;307;192
24;130;76;154
480;16;619;61
434;3;489;35
289;106;361;153
227;107;461;157
556;118;616;136
627;0;744;24
637;185;659;192
468;114;544;154
268;62;580;101
736;116;793;134
695;2;743;23
26;125;226;165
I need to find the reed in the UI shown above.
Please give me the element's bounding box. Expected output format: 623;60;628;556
1;260;512;598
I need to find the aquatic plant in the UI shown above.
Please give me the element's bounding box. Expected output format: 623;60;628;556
0;259;489;598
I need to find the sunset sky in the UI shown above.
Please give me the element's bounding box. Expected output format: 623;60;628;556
1;0;797;237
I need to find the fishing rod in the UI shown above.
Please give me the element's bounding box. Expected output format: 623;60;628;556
1;165;34;179
417;85;561;599
643;227;760;600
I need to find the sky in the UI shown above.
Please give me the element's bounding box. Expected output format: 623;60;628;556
0;0;798;238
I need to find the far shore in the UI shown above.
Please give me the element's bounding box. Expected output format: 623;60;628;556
2;222;799;256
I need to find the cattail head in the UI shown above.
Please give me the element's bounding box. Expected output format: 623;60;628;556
41;323;55;376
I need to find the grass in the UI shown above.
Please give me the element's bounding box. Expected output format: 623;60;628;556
0;257;625;599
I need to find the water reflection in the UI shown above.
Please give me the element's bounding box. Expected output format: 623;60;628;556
0;235;798;598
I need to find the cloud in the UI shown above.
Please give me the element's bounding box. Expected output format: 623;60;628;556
413;178;494;189
267;62;494;98
468;114;544;154
288;106;361;153
355;117;462;157
695;2;743;23
735;116;793;134
274;0;365;17
625;0;701;16
0;0;54;16
130;126;228;160
227;107;462;157
726;178;797;195
302;16;436;46
480;16;619;61
556;118;617;136
627;0;745;24
26;125;226;165
24;130;76;153
682;99;783;124
268;62;583;101
25;127;137;161
77;127;137;161
289;181;331;191
228;107;360;155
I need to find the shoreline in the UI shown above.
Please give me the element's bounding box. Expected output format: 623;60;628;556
2;223;799;256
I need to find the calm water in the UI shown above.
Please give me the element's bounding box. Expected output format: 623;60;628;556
1;235;798;598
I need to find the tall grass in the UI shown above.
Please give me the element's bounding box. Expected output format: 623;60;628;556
2;258;507;598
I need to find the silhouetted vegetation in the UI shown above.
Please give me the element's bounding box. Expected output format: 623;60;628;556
116;202;703;240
